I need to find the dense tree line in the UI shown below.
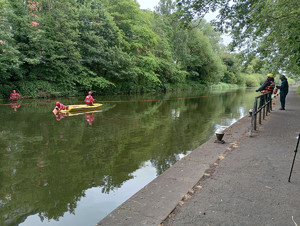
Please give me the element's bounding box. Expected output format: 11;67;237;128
0;0;296;98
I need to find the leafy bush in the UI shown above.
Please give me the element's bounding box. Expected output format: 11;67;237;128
210;83;239;89
0;84;14;99
15;80;72;98
235;73;246;86
287;77;296;85
244;73;262;87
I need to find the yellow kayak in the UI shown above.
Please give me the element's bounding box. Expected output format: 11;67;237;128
59;104;102;113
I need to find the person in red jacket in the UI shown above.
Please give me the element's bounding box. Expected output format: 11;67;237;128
10;90;20;101
53;102;68;114
84;91;94;106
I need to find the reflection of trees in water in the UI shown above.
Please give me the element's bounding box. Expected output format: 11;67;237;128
0;89;256;225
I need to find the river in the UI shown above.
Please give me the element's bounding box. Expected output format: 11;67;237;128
0;88;257;226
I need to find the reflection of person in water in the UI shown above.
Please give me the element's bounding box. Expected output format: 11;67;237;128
10;101;21;111
55;113;67;121
85;113;94;126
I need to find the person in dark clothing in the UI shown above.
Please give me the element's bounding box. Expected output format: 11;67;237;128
276;75;289;110
256;73;275;108
256;73;275;93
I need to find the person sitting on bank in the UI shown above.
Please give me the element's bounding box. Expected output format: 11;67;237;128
256;73;275;94
84;91;94;106
10;90;21;101
276;75;289;110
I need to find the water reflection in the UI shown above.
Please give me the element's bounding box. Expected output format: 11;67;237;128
53;110;101;126
10;101;21;112
84;113;94;126
0;88;257;226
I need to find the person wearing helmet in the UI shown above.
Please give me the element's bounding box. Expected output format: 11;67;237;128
53;102;68;114
10;90;21;101
84;91;94;106
276;75;289;110
256;73;275;94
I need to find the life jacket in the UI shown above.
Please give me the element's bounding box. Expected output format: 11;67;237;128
10;93;19;100
56;104;65;110
262;81;275;93
266;81;275;92
84;95;92;104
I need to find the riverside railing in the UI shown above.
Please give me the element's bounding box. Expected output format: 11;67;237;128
249;91;273;137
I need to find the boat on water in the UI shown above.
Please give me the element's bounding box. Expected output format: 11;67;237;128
55;104;102;114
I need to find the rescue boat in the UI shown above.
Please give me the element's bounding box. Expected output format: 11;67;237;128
58;104;102;113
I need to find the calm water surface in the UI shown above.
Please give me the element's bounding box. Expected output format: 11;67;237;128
0;88;257;226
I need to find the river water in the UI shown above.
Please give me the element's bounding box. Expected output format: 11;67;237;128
0;88;257;226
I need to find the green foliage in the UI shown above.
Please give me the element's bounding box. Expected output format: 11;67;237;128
0;84;14;98
235;73;246;86
14;80;74;98
244;73;262;87
179;23;225;83
1;0;271;97
0;1;22;84
176;0;300;75
210;82;239;89
138;54;161;86
287;77;296;86
222;71;237;84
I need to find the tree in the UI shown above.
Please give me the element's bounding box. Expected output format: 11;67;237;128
103;0;164;92
221;52;241;84
176;0;300;75
76;0;122;93
0;0;22;95
185;26;225;83
1;0;86;96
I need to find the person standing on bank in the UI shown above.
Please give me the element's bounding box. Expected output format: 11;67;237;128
256;73;275;108
256;73;275;93
276;75;289;110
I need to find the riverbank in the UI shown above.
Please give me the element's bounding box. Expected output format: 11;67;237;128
97;85;300;226
1;82;241;99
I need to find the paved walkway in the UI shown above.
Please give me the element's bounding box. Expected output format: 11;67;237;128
98;86;300;226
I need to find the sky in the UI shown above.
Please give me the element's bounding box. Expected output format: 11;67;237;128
136;0;232;45
137;0;160;10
